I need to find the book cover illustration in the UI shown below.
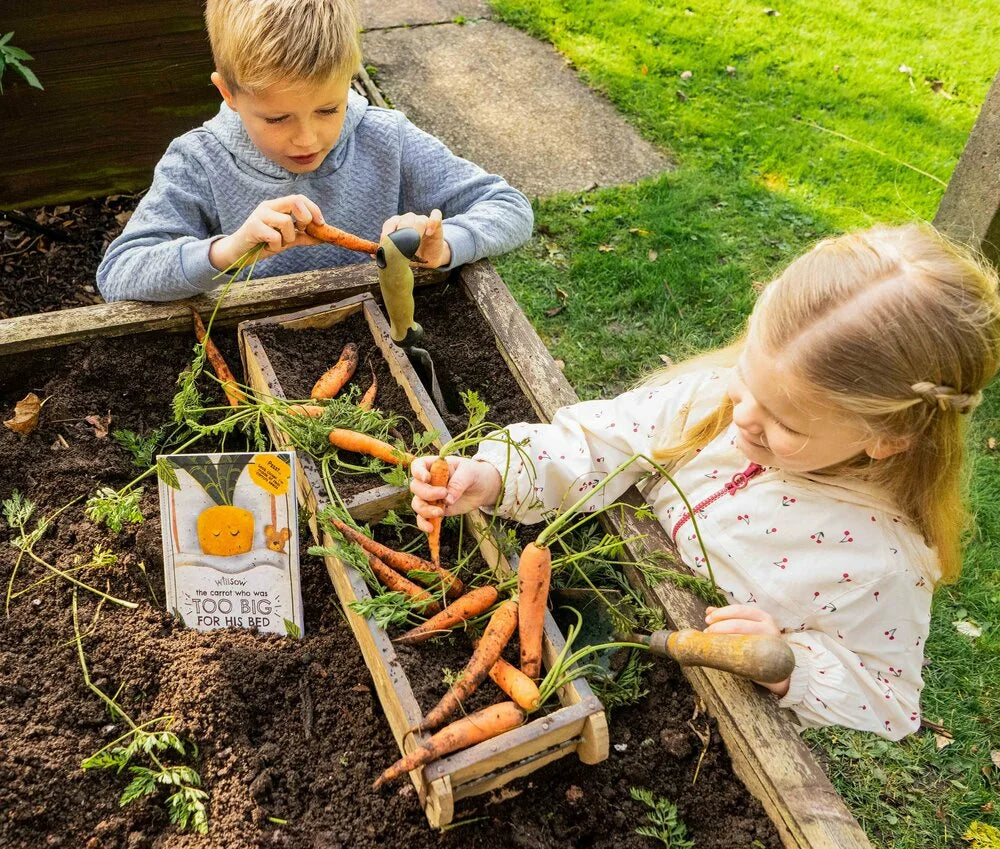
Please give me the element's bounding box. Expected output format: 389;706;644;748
158;450;303;636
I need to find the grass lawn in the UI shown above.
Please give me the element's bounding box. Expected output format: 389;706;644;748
487;1;1000;846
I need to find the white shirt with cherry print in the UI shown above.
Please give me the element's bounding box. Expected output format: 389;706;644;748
474;368;938;741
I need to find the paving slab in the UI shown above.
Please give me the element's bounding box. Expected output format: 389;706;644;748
360;0;491;31
362;20;673;197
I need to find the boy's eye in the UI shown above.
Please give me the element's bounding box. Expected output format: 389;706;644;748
264;116;288;125
317;107;340;116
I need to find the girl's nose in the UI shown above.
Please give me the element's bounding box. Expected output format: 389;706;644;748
732;395;763;433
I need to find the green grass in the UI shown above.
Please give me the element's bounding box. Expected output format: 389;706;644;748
488;1;1000;846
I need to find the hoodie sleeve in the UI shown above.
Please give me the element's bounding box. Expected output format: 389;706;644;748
395;117;533;269
96;140;224;302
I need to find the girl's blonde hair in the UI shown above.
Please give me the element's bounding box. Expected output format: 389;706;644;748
653;223;1000;584
206;0;362;94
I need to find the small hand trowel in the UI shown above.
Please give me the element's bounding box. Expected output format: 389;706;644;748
629;628;795;683
375;228;449;414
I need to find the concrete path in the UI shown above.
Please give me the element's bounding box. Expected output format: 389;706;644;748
360;4;672;197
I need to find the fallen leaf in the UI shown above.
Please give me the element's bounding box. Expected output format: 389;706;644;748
553;358;565;371
675;90;688;102
991;751;1000;768
641;64;649;75
726;65;737;76
833;64;841;73
4;393;42;435
987;437;996;450
648;250;659;262
927;79;953;99
680;70;693;80
935;733;953;750
555;287;569;302
899;64;913;75
488;786;523;805
598;243;616;252
659;354;675;366
565;785;584;804
85;413;112;438
628;228;652;236
953;620;982;638
115;210;133;227
763;7;780;15
544;304;567;317
53;204;71;215
982;801;995;814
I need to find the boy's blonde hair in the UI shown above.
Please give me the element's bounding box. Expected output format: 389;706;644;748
654;223;1000;584
206;0;362;93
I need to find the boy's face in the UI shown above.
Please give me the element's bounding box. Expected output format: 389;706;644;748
212;70;353;174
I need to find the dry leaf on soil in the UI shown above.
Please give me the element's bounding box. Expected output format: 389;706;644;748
85;413;112;439
953;620;982;638
4;393;43;435
935;733;953;750
598;243;616;252
991;751;1000;769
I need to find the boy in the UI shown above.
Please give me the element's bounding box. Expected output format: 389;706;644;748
96;0;533;302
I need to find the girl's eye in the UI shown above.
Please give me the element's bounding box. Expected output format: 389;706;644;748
774;418;801;436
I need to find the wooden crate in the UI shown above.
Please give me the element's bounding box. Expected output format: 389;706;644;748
238;292;609;827
0;259;874;848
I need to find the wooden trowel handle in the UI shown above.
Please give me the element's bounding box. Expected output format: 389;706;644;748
640;629;795;683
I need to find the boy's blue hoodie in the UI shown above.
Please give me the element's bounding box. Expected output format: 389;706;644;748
97;92;533;301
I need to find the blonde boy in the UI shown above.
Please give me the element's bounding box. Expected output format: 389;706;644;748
97;0;532;302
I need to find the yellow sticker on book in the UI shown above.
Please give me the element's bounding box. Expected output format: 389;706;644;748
249;454;291;496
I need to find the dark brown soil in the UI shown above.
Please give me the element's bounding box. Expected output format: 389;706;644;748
0;208;780;849
0;196;141;318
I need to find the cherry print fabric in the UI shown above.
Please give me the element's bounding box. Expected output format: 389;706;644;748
474;368;938;740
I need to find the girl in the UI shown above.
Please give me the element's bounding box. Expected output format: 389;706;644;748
410;223;1000;740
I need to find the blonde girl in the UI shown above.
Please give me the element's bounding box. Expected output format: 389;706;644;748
411;223;1000;740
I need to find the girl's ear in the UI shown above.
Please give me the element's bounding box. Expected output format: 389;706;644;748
211;71;237;110
865;435;910;460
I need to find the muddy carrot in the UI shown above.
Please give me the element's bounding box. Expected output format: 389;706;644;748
311;343;358;399
190;308;244;406
488;655;541;711
416;599;518;733
359;361;378;411
394;585;499;645
328;428;414;466
365;551;441;615
373;701;525;788
517;542;551;680
426;456;450;568
304;222;379;255
330;517;463;598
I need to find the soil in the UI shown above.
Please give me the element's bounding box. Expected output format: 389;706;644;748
0;196;142;318
0;201;781;848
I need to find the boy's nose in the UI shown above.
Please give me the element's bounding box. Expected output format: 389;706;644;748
292;125;319;148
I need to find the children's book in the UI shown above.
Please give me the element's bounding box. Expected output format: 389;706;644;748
157;450;303;636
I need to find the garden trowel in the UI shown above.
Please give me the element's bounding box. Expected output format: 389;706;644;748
375;228;449;414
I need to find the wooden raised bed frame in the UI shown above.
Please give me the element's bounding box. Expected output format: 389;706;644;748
238;291;608;826
0;260;873;849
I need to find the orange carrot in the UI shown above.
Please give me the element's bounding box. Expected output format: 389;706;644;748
416;599;518;733
373;701;525;788
488;655;541;711
364;551;441;615
517;542;551;680
311;343;358;399
287;404;325;417
426;456;450;567
328;428;414;466
330;518;463;598
190;308;244;406
358;361;378;410
304;221;379;255
394;585;499;645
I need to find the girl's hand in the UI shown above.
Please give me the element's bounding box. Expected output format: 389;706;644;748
381;208;451;269
704;605;790;696
409;456;502;534
210;195;324;271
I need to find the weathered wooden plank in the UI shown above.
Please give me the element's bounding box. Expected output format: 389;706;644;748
0;264;445;355
469;257;873;849
934;68;1000;268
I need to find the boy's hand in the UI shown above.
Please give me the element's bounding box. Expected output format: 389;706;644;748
410;455;503;534
704;605;790;696
210;195;325;271
381;208;451;268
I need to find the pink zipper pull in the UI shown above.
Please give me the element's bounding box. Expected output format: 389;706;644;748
724;463;765;495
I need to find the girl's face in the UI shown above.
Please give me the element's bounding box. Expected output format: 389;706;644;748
728;340;887;473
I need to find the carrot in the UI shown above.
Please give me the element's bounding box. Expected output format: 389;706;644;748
304;221;379;255
426;457;450;567
358;361;378;410
330;518;463;598
416;599;518;733
328;428;414;466
311;343;358;399
364;551;441;614
190;308;244;406
517;542;551;680
394;585;499;645
287;404;325;417
488;655;541;711
373;701;525;788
